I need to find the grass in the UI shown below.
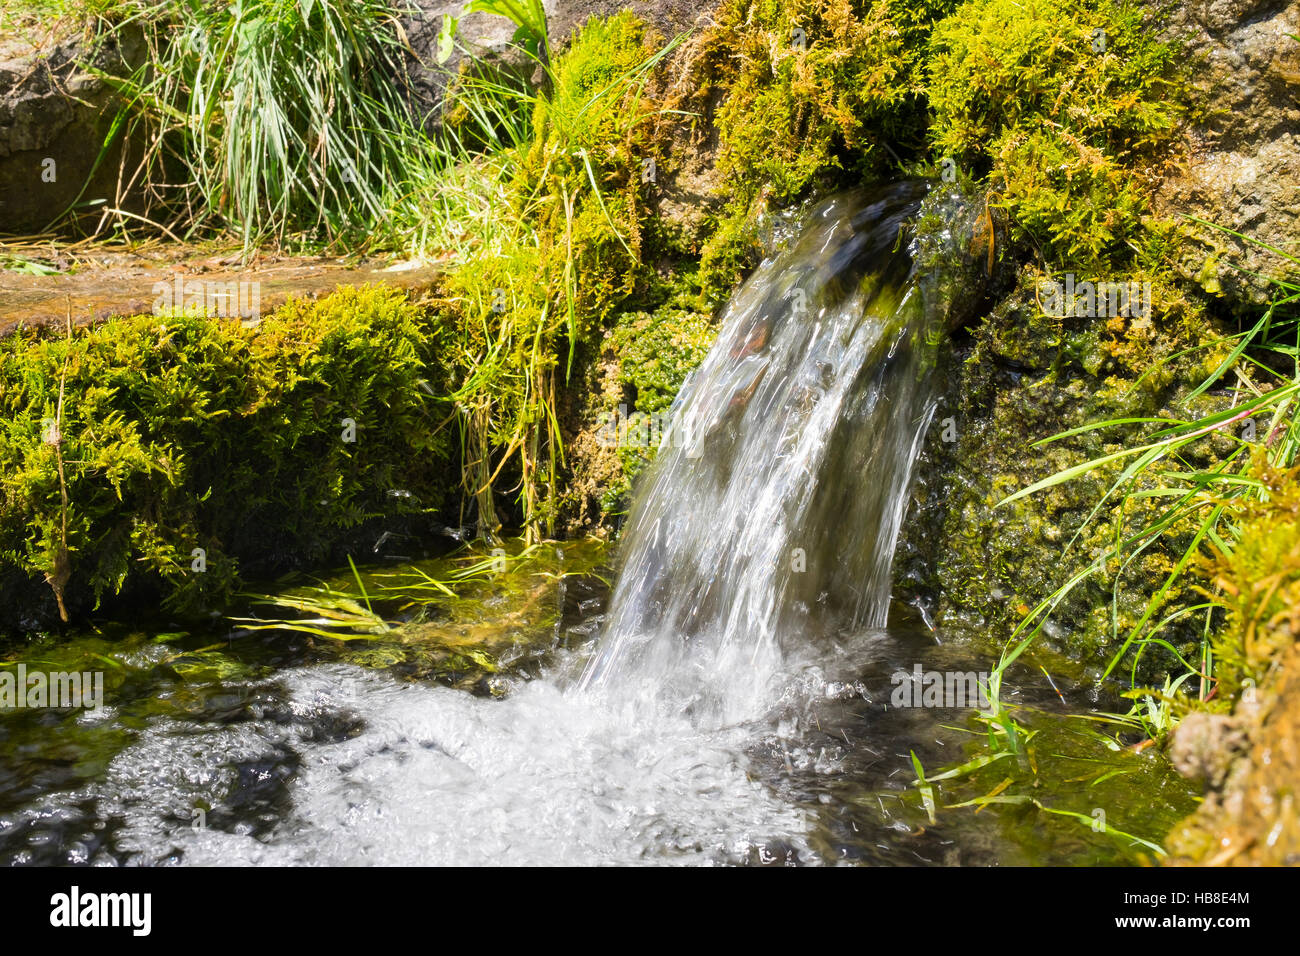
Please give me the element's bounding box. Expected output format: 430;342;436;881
231;538;563;641
0;0;130;29
0;254;62;276
92;0;426;249
76;4;684;543
386;13;686;541
991;223;1300;726
906;692;1178;858
908;221;1298;848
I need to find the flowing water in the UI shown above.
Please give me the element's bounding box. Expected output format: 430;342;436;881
0;184;1197;866
582;181;949;727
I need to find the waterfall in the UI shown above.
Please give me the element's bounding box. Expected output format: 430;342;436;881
0;182;1001;867
580;181;992;726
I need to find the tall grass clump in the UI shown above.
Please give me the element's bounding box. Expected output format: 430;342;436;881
392;13;683;542
103;0;424;248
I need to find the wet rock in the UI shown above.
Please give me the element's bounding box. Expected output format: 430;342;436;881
0;249;445;335
1168;710;1249;787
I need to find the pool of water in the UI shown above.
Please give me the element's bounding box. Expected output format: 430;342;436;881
0;543;1197;866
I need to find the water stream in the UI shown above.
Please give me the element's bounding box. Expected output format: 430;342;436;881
582;181;946;728
0;184;1196;866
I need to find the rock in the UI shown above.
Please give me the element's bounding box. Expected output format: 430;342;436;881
1167;643;1300;865
1151;0;1300;306
544;0;703;43
1168;710;1249;786
0;25;144;235
399;2;521;131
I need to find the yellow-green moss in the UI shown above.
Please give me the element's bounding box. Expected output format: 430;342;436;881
689;0;961;302
1201;457;1300;699
0;286;454;627
927;0;1186;272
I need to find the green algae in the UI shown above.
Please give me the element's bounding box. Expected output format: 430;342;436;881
893;265;1227;684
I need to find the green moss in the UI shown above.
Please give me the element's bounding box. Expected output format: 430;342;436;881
609;307;716;414
697;208;763;310
995;128;1151;271
928;0;1183;160
710;0;953;205
684;0;960;307
0;286;455;627
926;0;1186;272
579;304;717;518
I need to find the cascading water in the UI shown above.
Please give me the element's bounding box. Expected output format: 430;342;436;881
582;181;990;727
0;182;1006;866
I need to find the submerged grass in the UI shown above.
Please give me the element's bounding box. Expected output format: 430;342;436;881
228;537;609;686
907;669;1196;860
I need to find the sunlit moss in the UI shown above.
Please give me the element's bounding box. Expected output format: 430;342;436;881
0;286;455;627
927;0;1186;272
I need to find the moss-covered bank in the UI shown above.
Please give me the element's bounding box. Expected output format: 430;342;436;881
0;286;458;630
